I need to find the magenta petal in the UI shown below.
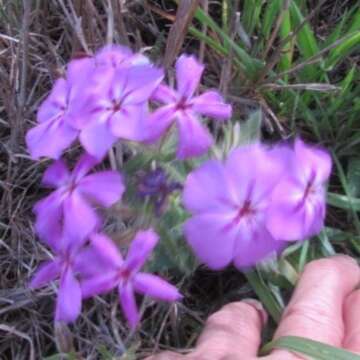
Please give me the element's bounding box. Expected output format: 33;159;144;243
125;230;159;272
120;65;164;105
294;138;332;184
151;84;177;104
266;177;325;241
176;112;213;159
110;105;148;141
30;260;61;289
42;159;70;188
182;160;235;214
79;171;124;207
119;282;140;329
191;91;232;120
143;105;176;143
80;120;116;160
37;79;67;123
26;117;78;160
72;153;98;181
175;54;204;99
89;233;123;267
133;273;181;301
184;213;235;270
226;143;286;203
81;272;117;298
233;227;286;268
55;268;82;323
95;44;133;68
34;191;63;249
63;190;99;245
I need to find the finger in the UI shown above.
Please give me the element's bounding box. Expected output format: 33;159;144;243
343;289;360;352
273;256;360;348
192;300;267;359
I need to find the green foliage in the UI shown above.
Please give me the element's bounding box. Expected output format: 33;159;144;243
261;336;360;359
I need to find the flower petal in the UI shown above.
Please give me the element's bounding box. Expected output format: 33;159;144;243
26;117;78;160
294;138;332;184
110;104;148;141
79;171;124;207
184;213;236;270
55;268;82;323
33;191;63;249
266;179;326;241
233;227;286;268
30;260;61;289
72;153;98;181
80;272;117;298
89;233;123;267
191;91;232;120
176;112;213;159
79;120;116;160
125;229;158;272
182;159;236;214
119;282;140;329
63;190;99;245
133;273;181;301
175;54;204;99
120;65;164;105
151;84;177;104
95;44;133;68
226;143;286;204
42;159;70;188
37;79;68;123
142;105;176;143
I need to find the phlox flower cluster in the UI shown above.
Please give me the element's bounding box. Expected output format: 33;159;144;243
27;43;331;330
183;139;332;269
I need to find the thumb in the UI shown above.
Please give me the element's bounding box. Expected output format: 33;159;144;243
190;300;266;359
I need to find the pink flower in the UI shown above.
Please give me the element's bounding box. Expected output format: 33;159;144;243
76;63;164;159
26;57;95;159
183;143;288;269
34;153;124;247
145;54;232;159
266;138;332;241
80;230;181;329
29;236;87;323
95;44;150;69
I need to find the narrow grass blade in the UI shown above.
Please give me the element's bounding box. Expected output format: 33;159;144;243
192;5;261;76
245;270;282;323
260;336;360;359
325;32;360;71
262;0;283;39
327;192;360;211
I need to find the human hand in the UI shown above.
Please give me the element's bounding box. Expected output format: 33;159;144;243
145;256;360;359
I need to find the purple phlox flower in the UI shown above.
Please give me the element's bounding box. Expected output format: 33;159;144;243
266;138;332;241
26;57;95;160
183;143;288;270
76;62;164;160
30;236;88;323
95;44;150;69
145;54;232;159
80;230;182;329
34;153;124;247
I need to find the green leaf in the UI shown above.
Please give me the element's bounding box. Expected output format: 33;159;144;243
289;2;321;79
242;0;263;36
238;109;262;145
261;336;360;359
278;9;294;79
192;5;262;76
348;157;360;198
327;192;360;211
245;270;283;323
262;0;283;39
325;31;360;71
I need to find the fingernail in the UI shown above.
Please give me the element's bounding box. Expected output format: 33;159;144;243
242;298;268;326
